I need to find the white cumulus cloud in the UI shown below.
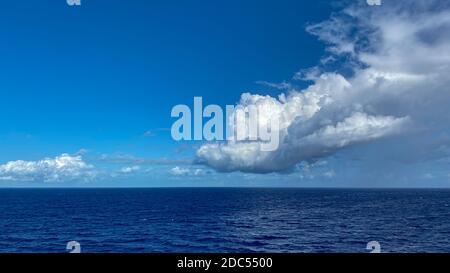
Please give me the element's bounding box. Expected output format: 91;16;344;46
196;0;450;174
0;154;97;182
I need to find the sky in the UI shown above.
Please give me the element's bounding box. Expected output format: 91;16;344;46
0;0;449;187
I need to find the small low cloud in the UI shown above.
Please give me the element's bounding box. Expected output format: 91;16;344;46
323;170;336;179
118;165;141;174
169;166;208;177
170;166;190;176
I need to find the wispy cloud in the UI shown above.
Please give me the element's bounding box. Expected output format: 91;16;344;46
255;80;292;90
96;153;193;165
143;128;171;137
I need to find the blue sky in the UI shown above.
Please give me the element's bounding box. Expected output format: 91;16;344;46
1;0;450;187
0;0;328;159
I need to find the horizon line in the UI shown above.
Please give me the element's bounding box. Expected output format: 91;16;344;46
0;186;449;190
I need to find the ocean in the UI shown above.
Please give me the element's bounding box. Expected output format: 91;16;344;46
0;188;449;253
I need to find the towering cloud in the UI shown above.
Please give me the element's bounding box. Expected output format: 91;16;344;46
196;0;450;173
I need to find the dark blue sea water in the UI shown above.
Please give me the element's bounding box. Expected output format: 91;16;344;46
0;188;449;253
